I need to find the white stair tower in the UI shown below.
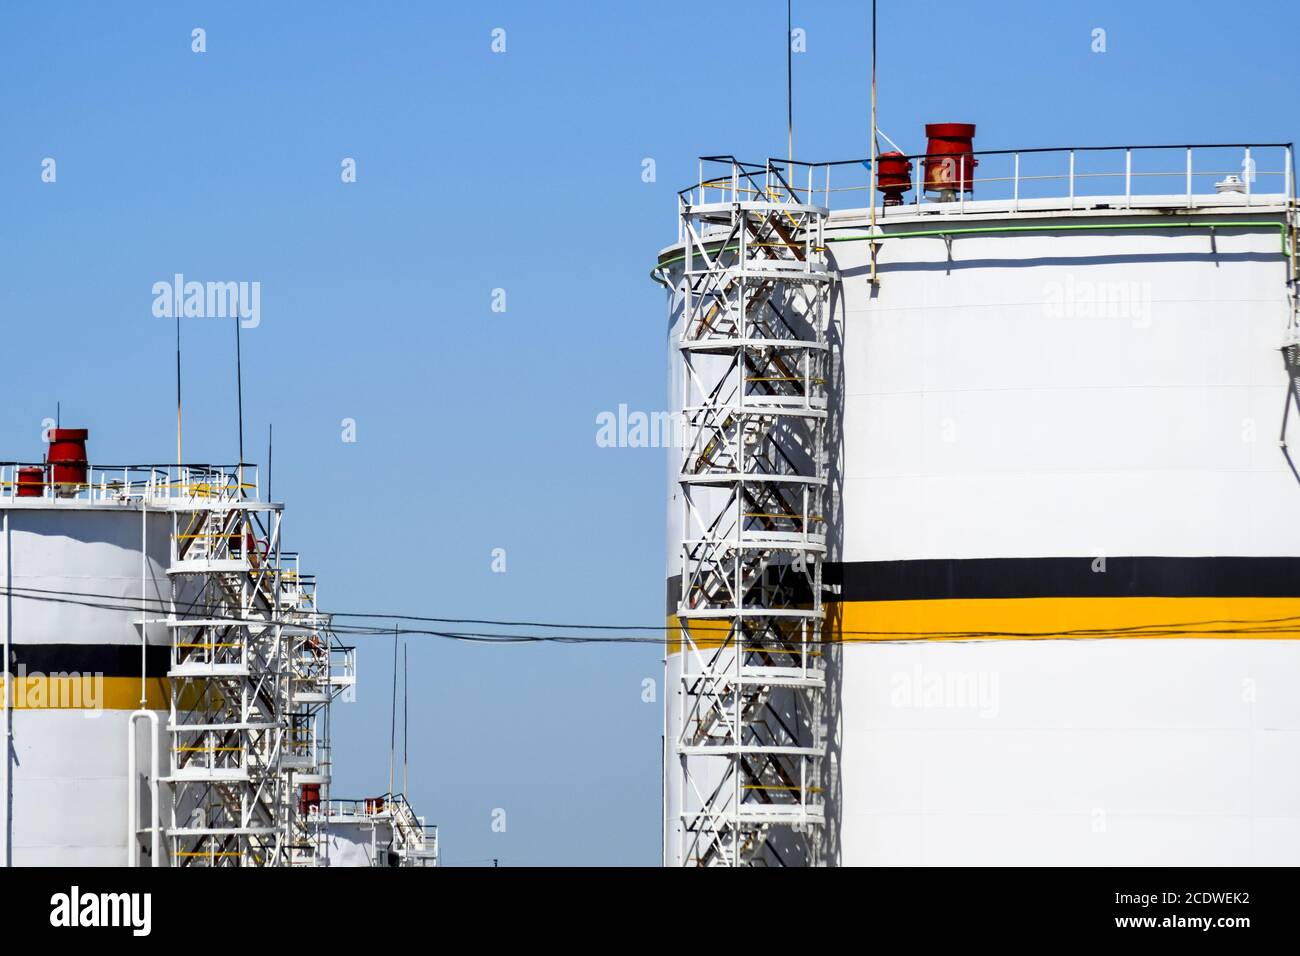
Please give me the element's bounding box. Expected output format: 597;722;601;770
674;161;835;866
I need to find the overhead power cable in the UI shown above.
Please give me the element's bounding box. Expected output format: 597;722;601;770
2;582;1300;646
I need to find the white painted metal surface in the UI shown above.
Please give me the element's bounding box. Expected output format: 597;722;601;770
0;504;171;866
836;639;1300;865
827;200;1300;865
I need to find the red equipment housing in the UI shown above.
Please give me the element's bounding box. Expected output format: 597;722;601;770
45;428;89;497
16;466;44;498
876;151;913;206
923;123;977;195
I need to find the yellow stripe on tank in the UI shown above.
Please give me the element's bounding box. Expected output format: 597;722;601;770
0;676;169;710
831;596;1300;640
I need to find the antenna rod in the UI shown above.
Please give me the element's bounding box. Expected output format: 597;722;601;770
787;0;793;164
267;424;273;502
234;316;245;468
175;315;183;464
402;639;409;799
869;0;880;285
389;626;398;797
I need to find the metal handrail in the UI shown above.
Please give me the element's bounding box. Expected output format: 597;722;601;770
0;461;260;504
679;143;1295;215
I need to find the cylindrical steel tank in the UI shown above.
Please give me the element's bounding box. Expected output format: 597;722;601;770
1;501;172;865
658;163;1300;865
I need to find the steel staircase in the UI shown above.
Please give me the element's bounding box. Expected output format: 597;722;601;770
674;161;834;866
166;494;288;866
157;470;349;867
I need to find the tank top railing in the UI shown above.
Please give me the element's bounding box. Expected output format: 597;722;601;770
680;144;1294;216
0;462;259;504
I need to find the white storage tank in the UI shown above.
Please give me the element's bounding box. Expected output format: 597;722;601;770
1;465;172;865
3;432;432;868
657;141;1300;865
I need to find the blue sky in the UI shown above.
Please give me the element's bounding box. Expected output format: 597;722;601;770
1;0;1297;865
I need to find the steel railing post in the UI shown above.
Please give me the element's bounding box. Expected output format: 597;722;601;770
1013;152;1020;211
1069;150;1075;210
1125;148;1132;208
1245;146;1253;207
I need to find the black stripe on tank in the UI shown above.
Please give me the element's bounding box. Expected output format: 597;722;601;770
828;557;1300;602
6;643;169;678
